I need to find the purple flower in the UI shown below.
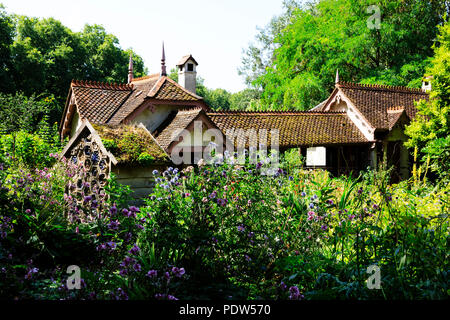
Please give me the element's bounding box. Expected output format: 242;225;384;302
25;209;31;214
321;224;328;231
168;295;178;300
129;244;140;255
83;195;92;203
217;198;227;206
164;271;171;281
237;224;245;232
129;206;140;213
300;192;306;197
133;263;142;272
109;205;117;216
171;267;186;278
107;220;120;230
289;286;303;300
24;267;39;280
256;162;262;169
280;281;287;291
119;268;128;276
136;224;144;230
122;208;129;216
121;256;135;267
244;254;252;262
209;191;217;199
106;241;117;250
309;203;314;209
146;270;157;278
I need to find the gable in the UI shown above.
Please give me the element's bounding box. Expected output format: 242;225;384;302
335;82;428;130
154;108;225;153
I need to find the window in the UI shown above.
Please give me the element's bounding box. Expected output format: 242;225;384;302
187;63;194;71
306;147;326;166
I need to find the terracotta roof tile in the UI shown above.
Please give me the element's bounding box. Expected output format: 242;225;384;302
147;76;202;101
335;82;428;129
71;81;132;124
155;108;204;150
207;111;369;148
177;54;198;66
107;74;160;125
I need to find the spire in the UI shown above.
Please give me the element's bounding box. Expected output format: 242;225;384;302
335;69;339;84
127;53;133;84
161;41;167;77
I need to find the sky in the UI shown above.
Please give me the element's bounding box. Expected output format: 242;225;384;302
2;0;286;92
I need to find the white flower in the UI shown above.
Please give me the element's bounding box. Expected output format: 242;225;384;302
197;159;206;167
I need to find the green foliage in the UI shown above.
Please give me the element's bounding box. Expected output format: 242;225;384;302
101;138;118;152
0;7;146;112
242;0;448;110
0;131;59;168
405;21;450;179
137;152;155;166
94;124;168;164
0;92;56;135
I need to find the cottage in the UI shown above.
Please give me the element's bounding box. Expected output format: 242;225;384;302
60;46;430;201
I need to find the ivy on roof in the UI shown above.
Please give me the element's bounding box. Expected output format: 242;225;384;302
92;124;169;165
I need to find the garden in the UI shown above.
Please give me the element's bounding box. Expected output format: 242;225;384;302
0;133;448;300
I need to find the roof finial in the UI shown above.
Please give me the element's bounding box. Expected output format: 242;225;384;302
335;69;339;84
127;52;133;84
161;41;167;77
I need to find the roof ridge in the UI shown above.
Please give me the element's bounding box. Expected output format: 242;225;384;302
336;81;427;94
207;110;346;115
177;106;204;113
131;73;160;82
164;76;203;100
71;79;133;91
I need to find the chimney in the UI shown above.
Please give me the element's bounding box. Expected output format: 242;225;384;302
127;53;133;83
422;75;432;92
177;54;198;93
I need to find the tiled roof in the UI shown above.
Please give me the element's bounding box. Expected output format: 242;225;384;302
71;80;132;124
177;54;198;66
207;111;370;148
387;107;406;130
147;76;202;100
108;74;160;125
70;75;204;127
334;82;428;130
155;108;204;150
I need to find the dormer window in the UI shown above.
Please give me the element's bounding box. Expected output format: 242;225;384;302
187;63;194;72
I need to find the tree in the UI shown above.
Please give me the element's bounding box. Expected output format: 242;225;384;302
0;7;147;122
0;92;56;156
405;20;450;179
241;0;449;110
0;5;14;93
